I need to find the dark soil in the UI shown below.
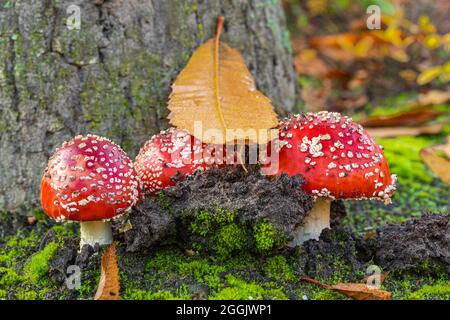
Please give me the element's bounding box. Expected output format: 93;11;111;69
114;165;350;254
165;165;314;246
112;199;176;252
371;212;450;275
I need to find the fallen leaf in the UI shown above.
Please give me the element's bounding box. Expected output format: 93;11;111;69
94;242;120;300
418;90;450;106
294;49;330;78
300;277;391;300
167;16;278;144
417;66;443;85
420;135;450;184
366;124;443;138
309;31;411;63
330;282;392;300
360;107;442;127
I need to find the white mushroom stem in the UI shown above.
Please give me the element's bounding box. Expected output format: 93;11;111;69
80;220;113;249
289;198;331;247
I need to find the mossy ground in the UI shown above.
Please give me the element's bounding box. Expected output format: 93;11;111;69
0;96;448;300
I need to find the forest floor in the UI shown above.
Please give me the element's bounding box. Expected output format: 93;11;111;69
1;94;449;300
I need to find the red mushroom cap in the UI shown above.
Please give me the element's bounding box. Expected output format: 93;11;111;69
263;112;396;203
134;128;222;195
40;134;141;222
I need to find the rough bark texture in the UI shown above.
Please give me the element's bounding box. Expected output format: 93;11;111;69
0;0;297;214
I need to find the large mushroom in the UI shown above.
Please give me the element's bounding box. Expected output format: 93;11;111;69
40;134;141;248
263;111;396;246
134;128;224;195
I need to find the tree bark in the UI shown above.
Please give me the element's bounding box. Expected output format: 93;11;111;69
0;0;298;214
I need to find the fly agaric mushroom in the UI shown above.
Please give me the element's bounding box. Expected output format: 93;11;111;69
40;134;141;248
135;128;224;195
263;111;396;246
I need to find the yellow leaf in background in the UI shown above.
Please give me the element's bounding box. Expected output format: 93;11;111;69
440;72;450;83
417;66;443;85
418;15;436;33
336;36;355;52
424;34;441;49
399;69;418;82
443;61;450;74
167;17;279;144
390;49;409;63
442;34;450;51
385;26;403;46
307;0;328;16
354;37;374;57
94;243;120;300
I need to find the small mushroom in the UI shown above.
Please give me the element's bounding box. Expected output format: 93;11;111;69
263;111;396;245
40;134;141;249
134;128;222;195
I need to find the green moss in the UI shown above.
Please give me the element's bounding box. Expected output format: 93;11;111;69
210;275;287;300
408;280;450;300
0;289;6;299
145;250;185;274
0;268;22;286
264;256;295;282
310;289;345;300
23;242;58;285
0;249;23;267
51;224;77;239
191;209;236;237
178;259;225;292
124;289;177;300
253;221;285;252
16;290;38;300
190;209;252;257
215;224;247;257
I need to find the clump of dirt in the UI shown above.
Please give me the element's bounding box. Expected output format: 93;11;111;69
116;165;322;254
165;165;314;238
371;212;450;275
293;226;369;280
112;198;176;252
290;213;450;280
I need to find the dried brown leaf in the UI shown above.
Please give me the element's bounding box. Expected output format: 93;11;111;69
167;17;278;144
420;136;450;184
360;107;442;127
94;242;120;300
301;277;392;300
418;90;450;106
366;123;443;138
294;49;330;78
330;283;392;300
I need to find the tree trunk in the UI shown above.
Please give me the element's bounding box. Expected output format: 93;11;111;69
0;0;298;215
